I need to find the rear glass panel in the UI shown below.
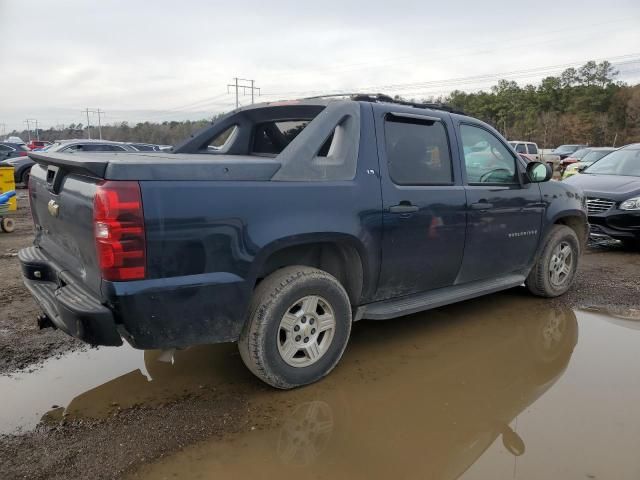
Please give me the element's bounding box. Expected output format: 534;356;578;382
208;125;237;150
252;120;310;155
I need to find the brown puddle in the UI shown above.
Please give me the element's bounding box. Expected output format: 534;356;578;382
3;292;640;479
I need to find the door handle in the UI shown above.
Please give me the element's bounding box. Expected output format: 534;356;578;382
470;201;494;210
389;202;419;214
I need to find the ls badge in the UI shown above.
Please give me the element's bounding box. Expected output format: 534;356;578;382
47;200;60;217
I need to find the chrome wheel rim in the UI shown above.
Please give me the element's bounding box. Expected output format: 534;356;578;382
277;295;336;368
549;241;573;287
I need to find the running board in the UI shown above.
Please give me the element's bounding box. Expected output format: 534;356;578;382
358;274;526;320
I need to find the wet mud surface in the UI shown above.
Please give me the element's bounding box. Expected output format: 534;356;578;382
0;193;83;374
1;194;640;479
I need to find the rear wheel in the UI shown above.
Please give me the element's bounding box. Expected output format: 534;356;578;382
621;239;640;251
239;266;352;389
526;225;579;297
20;169;30;187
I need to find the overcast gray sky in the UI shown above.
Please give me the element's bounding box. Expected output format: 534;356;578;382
1;0;639;132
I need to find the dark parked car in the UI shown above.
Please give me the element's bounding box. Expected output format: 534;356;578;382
552;144;588;160
0;142;30;160
2;139;136;185
0;142;31;184
562;147;617;179
564;143;640;247
19;95;587;388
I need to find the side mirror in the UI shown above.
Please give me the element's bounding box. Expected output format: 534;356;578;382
577;164;588;173
526;161;552;183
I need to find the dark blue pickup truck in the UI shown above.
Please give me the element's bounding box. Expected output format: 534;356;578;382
19;94;587;388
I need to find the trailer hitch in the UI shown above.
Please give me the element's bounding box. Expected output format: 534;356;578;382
36;314;56;330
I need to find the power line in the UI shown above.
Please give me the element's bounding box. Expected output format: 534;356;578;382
227;78;260;108
256;17;640;84
259;54;640;100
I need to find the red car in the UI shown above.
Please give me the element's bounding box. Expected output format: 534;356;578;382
26;140;51;151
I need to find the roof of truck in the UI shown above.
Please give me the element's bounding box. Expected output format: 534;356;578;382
236;93;465;116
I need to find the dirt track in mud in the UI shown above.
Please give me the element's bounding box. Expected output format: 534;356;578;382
1;194;640;480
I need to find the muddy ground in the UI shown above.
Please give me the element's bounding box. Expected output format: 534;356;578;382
1;194;639;479
0;194;83;374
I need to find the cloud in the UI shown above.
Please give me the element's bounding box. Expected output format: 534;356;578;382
0;0;639;130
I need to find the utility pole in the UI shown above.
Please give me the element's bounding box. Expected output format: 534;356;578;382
83;108;104;139
0;123;5;140
227;78;260;108
84;108;92;139
95;109;103;140
24;119;37;142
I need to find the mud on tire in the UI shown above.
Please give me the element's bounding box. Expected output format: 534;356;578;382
526;225;580;298
238;266;352;389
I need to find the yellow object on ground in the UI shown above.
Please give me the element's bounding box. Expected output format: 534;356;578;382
562;162;583;180
0;167;18;211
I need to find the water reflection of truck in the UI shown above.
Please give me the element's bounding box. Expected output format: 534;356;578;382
43;299;578;479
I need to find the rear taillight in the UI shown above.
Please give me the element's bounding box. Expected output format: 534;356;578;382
94;181;146;281
18;151;28;156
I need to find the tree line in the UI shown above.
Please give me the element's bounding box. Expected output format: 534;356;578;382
6;60;639;148
7;119;212;147
440;61;640;148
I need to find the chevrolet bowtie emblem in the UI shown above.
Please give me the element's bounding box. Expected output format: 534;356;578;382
47;200;60;217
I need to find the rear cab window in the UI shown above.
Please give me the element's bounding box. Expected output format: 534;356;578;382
194;101;361;181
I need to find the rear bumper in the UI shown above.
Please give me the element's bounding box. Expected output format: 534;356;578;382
19;246;250;349
19;247;122;346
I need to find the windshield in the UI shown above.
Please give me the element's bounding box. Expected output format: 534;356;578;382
584;148;640;176
553;145;580;154
43;142;62;151
570;148;590;160
581;149;615;165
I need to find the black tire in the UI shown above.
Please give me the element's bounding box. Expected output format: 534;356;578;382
526;225;580;297
621;239;640;251
20;169;30;187
1;217;15;233
238;266;352;389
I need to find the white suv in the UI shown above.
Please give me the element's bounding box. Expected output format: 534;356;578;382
509;141;540;162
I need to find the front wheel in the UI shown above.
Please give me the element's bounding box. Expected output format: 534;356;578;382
238;266;352;389
526;225;580;297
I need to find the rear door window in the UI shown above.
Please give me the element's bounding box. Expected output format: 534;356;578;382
527;143;538;154
384;115;453;185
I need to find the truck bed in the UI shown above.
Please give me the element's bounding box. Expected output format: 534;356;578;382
28;151;281;181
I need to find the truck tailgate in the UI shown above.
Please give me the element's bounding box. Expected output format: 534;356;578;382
28;162;103;296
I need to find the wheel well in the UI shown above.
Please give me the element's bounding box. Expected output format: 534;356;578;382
257;242;364;306
554;216;587;248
